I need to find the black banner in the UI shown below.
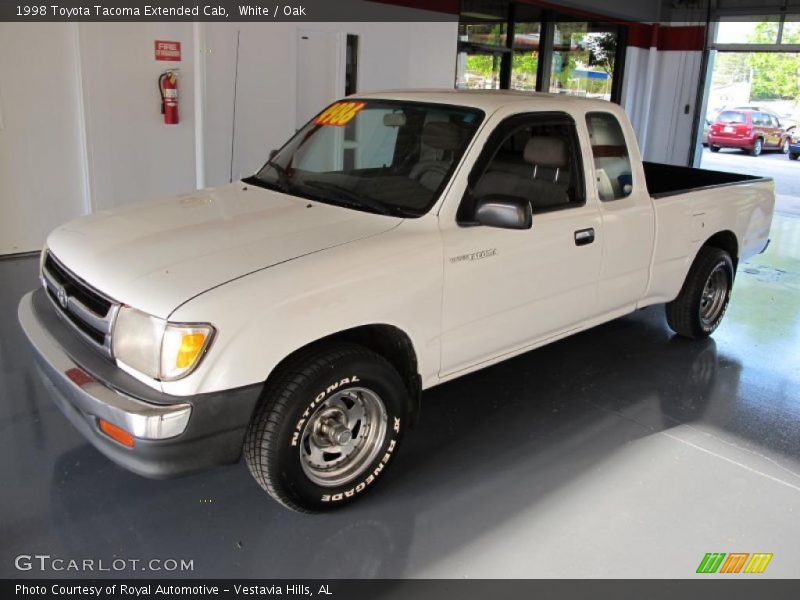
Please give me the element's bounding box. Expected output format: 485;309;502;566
0;0;458;22
5;579;800;600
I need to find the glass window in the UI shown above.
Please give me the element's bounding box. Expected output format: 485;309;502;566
456;50;503;89
250;101;484;218
585;112;632;201
551;22;617;101
455;18;507;90
782;19;800;44
717;110;747;124
510;22;541;91
471;118;584;213
716;18;780;44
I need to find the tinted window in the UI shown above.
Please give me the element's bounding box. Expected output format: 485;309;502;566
470;117;584;214
718;111;746;124
585;112;633;201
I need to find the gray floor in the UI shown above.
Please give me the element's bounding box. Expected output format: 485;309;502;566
2;215;799;579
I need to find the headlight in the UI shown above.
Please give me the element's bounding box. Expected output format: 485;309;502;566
112;306;214;381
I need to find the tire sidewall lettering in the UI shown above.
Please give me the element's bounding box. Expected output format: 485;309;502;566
320;435;400;503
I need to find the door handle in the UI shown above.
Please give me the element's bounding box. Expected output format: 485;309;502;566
574;228;595;246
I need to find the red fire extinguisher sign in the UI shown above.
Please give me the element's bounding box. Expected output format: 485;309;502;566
155;41;181;61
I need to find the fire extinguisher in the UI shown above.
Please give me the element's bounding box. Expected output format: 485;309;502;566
158;70;179;125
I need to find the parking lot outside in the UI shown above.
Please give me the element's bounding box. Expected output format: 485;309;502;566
701;147;800;216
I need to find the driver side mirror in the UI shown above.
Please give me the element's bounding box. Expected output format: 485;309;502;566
473;195;533;230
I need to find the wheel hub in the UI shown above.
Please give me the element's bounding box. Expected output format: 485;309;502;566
313;410;353;446
699;263;729;328
300;387;388;487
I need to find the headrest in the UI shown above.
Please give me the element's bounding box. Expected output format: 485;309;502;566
422;122;462;151
523;137;568;168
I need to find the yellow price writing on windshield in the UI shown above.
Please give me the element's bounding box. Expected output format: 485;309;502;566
314;102;367;126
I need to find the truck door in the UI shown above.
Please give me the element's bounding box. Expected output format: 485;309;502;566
439;112;602;376
584;111;655;314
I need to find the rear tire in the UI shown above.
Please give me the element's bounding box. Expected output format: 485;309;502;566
665;247;734;340
245;343;409;512
709;145;720;153
749;138;763;157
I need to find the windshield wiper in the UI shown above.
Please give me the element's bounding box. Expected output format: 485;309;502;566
302;180;395;216
266;161;294;194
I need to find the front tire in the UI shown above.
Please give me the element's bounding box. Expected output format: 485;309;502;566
781;139;790;154
790;152;799;161
245;343;409;512
665;247;734;340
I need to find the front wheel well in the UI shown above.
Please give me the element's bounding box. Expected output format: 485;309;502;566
265;324;421;422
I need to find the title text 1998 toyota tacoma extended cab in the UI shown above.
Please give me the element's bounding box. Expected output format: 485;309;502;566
19;90;774;511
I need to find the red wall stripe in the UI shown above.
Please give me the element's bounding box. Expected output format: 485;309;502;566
628;24;706;52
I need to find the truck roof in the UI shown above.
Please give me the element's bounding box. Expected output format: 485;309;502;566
352;88;618;113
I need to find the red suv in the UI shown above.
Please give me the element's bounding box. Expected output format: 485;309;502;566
708;109;791;157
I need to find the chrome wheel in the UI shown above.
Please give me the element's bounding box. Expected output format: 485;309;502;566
699;264;729;329
781;140;790;154
300;387;388;487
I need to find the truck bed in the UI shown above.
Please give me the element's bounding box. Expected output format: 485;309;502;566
643;161;769;199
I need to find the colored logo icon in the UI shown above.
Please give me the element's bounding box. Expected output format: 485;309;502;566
696;552;773;574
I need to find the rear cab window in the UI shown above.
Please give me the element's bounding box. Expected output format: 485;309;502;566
718;111;747;124
585;112;633;201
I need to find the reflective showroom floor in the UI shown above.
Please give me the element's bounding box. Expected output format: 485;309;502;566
1;214;799;579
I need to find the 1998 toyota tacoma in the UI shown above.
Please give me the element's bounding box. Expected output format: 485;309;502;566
19;90;774;511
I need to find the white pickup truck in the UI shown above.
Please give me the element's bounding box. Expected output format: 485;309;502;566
19;90;774;511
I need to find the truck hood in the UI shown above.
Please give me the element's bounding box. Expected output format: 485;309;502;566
46;183;402;318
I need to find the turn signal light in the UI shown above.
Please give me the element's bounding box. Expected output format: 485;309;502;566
176;332;208;369
99;419;135;448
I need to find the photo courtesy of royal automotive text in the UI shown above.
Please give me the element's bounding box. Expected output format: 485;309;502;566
1;0;799;598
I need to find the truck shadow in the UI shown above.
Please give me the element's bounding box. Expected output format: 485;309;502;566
32;306;748;579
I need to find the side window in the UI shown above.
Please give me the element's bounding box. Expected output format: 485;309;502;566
469;116;584;214
585;112;633;201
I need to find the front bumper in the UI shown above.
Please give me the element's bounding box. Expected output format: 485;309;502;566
18;288;262;478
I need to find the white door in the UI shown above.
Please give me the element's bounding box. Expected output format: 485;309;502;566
584;111;655;313
440;114;603;376
296;30;342;130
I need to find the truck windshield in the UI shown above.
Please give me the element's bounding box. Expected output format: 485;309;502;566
247;100;484;218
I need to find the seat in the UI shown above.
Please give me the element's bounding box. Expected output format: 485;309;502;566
474;136;571;210
409;122;463;191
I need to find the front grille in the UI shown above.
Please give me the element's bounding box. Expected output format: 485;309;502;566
41;251;120;359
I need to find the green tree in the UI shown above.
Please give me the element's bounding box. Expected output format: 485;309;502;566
746;22;800;101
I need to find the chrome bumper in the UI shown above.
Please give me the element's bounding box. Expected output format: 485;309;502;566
18;291;191;440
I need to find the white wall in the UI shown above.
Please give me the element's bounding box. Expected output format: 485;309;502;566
203;20;458;186
78;23;197;211
621;44;704;166
0;24;88;254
